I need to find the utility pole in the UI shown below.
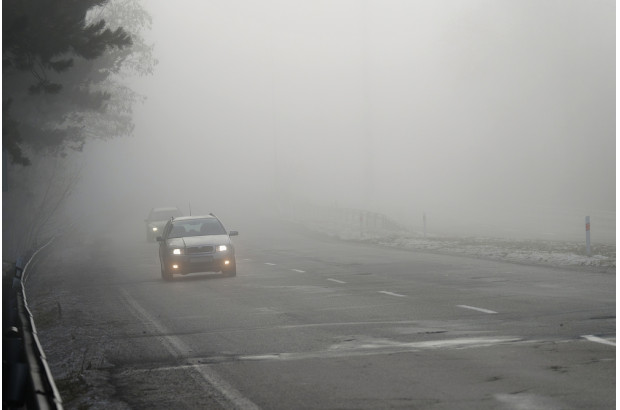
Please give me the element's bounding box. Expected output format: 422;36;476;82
270;8;280;201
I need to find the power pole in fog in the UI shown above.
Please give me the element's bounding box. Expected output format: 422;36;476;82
272;67;279;197
270;10;280;200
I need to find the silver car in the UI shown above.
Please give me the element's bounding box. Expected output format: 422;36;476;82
145;207;183;242
157;214;238;280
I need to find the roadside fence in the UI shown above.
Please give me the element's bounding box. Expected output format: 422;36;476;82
3;239;63;409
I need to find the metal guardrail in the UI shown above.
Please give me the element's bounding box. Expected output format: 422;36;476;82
3;239;63;409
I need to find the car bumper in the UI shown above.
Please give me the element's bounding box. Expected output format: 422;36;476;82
165;252;235;274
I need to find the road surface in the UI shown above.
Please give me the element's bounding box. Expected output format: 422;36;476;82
27;211;615;409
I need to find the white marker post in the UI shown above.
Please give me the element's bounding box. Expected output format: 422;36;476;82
585;216;591;257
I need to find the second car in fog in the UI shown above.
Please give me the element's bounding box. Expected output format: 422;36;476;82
157;214;238;281
145;207;183;242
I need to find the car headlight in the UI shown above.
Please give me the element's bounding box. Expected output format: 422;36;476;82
152;227;158;232
217;245;228;252
172;248;183;255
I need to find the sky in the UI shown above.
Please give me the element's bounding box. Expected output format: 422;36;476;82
75;0;616;243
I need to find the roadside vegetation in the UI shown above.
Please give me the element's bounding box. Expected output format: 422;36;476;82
3;0;156;260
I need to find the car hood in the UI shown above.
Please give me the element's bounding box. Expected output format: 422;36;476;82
166;235;231;248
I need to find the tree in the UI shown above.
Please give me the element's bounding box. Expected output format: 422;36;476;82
2;0;156;259
3;0;143;165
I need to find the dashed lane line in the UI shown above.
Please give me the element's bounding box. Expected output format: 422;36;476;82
457;305;498;314
327;278;346;284
264;262;276;266
291;269;306;273
582;335;615;346
378;291;407;298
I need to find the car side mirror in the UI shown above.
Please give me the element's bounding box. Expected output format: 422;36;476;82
229;231;238;236
156;236;163;242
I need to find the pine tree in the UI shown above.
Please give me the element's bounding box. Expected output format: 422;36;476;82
3;0;133;165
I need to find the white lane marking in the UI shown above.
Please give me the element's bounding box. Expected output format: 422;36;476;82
582;335;616;346
378;291;407;298
278;320;421;329
316;304;399;312
264;262;276;266
240;258;252;261
457;305;498;314
327;278;346;284
118;289;260;410
291;269;305;273
238;336;522;362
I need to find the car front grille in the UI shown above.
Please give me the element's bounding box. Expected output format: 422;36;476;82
186;246;214;254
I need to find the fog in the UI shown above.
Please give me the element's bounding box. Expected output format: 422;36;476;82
71;0;615;243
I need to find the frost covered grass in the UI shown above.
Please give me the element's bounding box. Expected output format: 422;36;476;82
364;233;616;270
284;206;615;272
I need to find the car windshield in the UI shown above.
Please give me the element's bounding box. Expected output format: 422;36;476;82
150;209;181;221
168;218;227;238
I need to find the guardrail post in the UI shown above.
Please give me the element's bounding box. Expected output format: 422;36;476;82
3;243;64;410
3;259;29;408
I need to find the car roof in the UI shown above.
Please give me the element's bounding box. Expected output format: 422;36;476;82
172;215;217;222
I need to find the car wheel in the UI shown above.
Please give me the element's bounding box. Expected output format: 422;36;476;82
161;264;173;281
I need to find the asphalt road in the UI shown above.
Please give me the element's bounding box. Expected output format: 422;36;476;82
27;211;615;409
